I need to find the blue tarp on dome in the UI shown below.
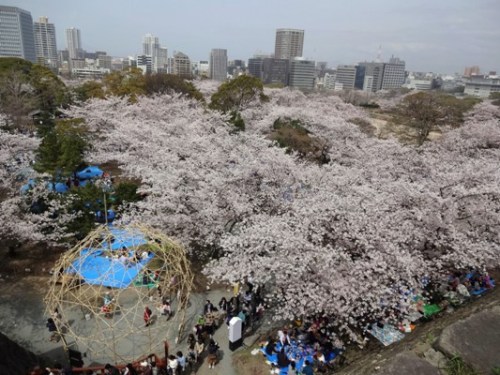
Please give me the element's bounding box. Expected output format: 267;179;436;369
69;227;151;288
76;166;103;180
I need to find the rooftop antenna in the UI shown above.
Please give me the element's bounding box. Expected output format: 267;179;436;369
376;45;382;63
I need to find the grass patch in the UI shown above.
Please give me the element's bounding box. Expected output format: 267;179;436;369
445;356;479;375
269;117;330;164
349;117;376;136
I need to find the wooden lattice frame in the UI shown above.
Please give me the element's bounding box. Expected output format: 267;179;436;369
44;224;193;364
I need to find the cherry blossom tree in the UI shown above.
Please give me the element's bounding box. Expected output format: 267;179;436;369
51;92;500;340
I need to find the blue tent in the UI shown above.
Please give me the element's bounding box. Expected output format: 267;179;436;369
76;166;103;180
55;182;69;193
20;178;36;194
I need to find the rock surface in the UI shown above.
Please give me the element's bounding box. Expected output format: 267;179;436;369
374;352;440;375
437;305;500;374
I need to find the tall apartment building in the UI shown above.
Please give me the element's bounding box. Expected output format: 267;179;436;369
381;57;406;90
66;27;82;60
335;65;357;90
34;16;58;68
173;51;192;78
275;28;304;60
209;48;227;81
289;58;315;90
0;6;36;62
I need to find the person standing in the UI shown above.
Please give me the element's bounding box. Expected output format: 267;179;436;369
144;306;153;327
207;339;219;369
46;318;58;342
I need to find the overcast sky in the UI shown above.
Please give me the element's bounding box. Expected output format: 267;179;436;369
7;0;500;74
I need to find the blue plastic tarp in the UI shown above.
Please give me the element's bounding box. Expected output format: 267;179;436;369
76;166;103;180
69;228;152;288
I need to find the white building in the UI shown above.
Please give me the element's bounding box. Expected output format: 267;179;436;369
142;34;168;73
324;72;336;90
66;27;82;60
274;28;304;60
34;16;58;68
197;60;209;77
464;75;500;98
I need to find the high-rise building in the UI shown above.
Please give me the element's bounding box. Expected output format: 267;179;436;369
66;27;82;60
381;57;406;90
209;49;227;81
34;16;58;68
289;57;315;90
274;28;304;60
142;34;167;73
335;65;357;90
173;51;192;78
262;58;289;86
0;6;36;62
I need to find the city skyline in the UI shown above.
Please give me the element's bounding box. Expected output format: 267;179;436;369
2;0;500;74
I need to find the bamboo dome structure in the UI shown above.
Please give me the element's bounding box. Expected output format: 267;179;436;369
45;224;193;364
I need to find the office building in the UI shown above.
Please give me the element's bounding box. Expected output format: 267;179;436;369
173;51;192;78
0;6;36;62
289;57;315;90
464;75;500;98
381;57;406;90
357;62;384;92
324;72;336;90
97;53;112;70
248;57;264;80
66;27;82;60
275;28;304;60
335;65;357;90
137;54;152;74
34;16;58;68
210;48;227;81
142;34;168;73
197;60;209;77
262;58;289;85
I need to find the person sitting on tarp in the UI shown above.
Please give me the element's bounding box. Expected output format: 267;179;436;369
265;338;277;356
301;360;314;375
277;347;291;370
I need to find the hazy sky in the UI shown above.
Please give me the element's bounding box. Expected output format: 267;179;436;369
7;0;500;73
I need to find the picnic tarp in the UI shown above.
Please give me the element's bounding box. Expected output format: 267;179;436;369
69;227;152;288
367;324;405;346
261;341;336;372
